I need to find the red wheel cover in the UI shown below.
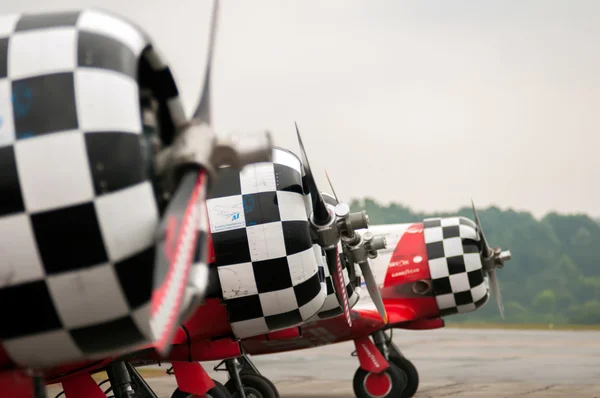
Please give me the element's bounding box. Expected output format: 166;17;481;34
363;371;392;397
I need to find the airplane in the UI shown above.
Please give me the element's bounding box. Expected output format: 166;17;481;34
0;2;275;397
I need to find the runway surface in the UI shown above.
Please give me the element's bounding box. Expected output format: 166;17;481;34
46;328;600;397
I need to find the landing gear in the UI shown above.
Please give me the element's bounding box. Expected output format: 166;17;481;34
352;362;407;398
105;361;158;398
224;374;277;398
171;380;231;398
166;361;228;398
214;355;279;398
387;353;419;397
373;330;419;398
351;331;420;398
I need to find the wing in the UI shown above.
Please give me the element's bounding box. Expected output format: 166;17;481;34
239;306;405;356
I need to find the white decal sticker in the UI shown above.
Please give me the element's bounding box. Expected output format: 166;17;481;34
206;196;245;233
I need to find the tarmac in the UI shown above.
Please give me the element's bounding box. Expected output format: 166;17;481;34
46;328;600;397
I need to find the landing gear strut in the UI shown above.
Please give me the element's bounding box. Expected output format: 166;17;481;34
167;362;231;398
104;360;162;398
351;331;419;398
214;355;279;398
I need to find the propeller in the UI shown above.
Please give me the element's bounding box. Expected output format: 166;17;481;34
192;0;219;124
471;200;512;319
325;169;340;204
295;122;332;226
150;0;222;354
295;123;388;326
326;170;389;325
155;0;272;186
295;123;350;326
151;0;273;353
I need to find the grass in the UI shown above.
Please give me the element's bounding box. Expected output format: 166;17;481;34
445;322;600;331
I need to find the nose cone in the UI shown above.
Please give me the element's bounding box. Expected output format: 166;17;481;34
423;216;490;317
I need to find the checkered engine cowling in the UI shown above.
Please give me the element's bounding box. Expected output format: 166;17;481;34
0;9;202;369
423;217;490;317
207;148;326;339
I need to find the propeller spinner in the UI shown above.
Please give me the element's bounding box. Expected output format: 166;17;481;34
295;123;389;326
471;200;512;319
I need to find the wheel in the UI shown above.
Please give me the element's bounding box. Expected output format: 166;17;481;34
238;371;279;398
171;379;232;398
212;380;233;398
389;354;419;398
352;362;408;398
224;373;279;398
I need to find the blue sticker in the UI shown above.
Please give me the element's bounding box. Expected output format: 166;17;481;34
0;116;3;129
243;196;255;213
232;213;240;221
12;82;33;119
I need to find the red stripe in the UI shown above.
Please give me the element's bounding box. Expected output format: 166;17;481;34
151;171;206;352
333;247;352;327
383;223;431;288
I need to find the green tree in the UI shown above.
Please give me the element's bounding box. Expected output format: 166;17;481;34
532;289;557;313
568;301;600;324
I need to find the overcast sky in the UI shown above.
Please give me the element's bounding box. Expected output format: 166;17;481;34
3;0;599;219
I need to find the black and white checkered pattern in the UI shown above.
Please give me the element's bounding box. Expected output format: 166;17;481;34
0;9;190;368
207;148;327;339
309;241;360;321
423;217;490;317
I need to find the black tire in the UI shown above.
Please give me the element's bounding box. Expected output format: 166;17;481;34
237;371;279;398
213;380;233;398
171;379;232;398
224;373;278;398
352;362;408;398
389;354;419;398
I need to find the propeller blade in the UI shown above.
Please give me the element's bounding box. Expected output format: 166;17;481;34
192;0;220;124
295;122;331;225
152;170;208;353
489;269;505;319
325;247;353;327
359;260;388;324
471;199;492;258
324;169;340;204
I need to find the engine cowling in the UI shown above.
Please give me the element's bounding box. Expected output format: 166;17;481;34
206;148;326;339
423;216;489;316
369;216;490;320
0;9;192;369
